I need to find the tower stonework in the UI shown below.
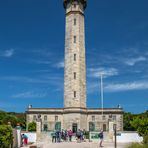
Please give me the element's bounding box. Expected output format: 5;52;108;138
64;0;87;108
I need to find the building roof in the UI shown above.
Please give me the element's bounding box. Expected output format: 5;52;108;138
26;107;124;114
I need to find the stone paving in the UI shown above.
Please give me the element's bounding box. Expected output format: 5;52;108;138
22;141;130;148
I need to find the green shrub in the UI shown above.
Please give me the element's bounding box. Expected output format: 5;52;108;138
28;122;36;132
143;135;148;145
0;125;13;148
128;143;148;148
84;131;89;139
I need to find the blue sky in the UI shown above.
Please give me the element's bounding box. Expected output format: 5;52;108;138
0;0;148;113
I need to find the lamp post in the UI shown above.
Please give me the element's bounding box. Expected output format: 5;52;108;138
114;124;117;148
100;74;104;117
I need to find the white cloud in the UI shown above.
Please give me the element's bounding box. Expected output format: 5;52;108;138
55;60;64;68
124;56;146;66
88;67;119;78
31;49;51;57
0;76;49;84
105;81;148;92
87;82;99;94
0;49;14;57
30;60;51;64
0;75;63;91
12;91;47;98
87;80;148;94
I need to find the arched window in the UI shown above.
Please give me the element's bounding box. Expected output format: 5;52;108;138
89;122;95;131
55;116;58;121
44;115;47;121
33;115;36;121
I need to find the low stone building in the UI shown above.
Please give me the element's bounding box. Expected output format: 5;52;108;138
26;107;123;132
26;0;123;132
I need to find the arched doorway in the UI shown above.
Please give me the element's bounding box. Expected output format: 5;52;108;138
72;123;77;133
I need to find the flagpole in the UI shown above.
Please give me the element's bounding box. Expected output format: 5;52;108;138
100;74;104;117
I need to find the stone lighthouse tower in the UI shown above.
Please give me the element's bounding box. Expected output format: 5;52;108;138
63;0;87;130
64;0;87;108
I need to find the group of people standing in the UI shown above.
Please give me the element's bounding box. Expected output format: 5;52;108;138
51;129;86;143
51;129;104;147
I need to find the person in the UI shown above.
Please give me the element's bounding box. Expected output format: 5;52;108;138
61;129;65;141
22;134;28;146
76;129;81;142
80;130;83;142
99;130;104;147
83;129;86;141
64;130;68;141
56;130;61;143
52;131;56;143
21;134;24;146
68;129;73;142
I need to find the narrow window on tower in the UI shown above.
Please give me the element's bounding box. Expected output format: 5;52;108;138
74;91;76;98
74;54;76;61
74;4;76;8
74;18;76;25
74;36;76;43
74;72;76;79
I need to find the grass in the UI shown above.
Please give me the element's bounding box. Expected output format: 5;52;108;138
127;143;148;148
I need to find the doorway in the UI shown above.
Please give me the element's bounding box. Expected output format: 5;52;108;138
43;124;48;131
103;124;106;131
55;122;61;131
72;123;77;133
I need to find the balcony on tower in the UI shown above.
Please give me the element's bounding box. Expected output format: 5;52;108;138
63;0;87;14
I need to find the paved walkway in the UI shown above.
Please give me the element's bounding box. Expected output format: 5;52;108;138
22;141;129;148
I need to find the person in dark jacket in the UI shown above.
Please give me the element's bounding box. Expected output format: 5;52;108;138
99;130;104;147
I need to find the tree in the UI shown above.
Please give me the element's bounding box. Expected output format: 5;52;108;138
123;112;136;131
0;125;13;148
0;111;26;129
130;117;148;136
2;114;18;127
123;110;148;132
15;113;26;130
28;122;36;132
